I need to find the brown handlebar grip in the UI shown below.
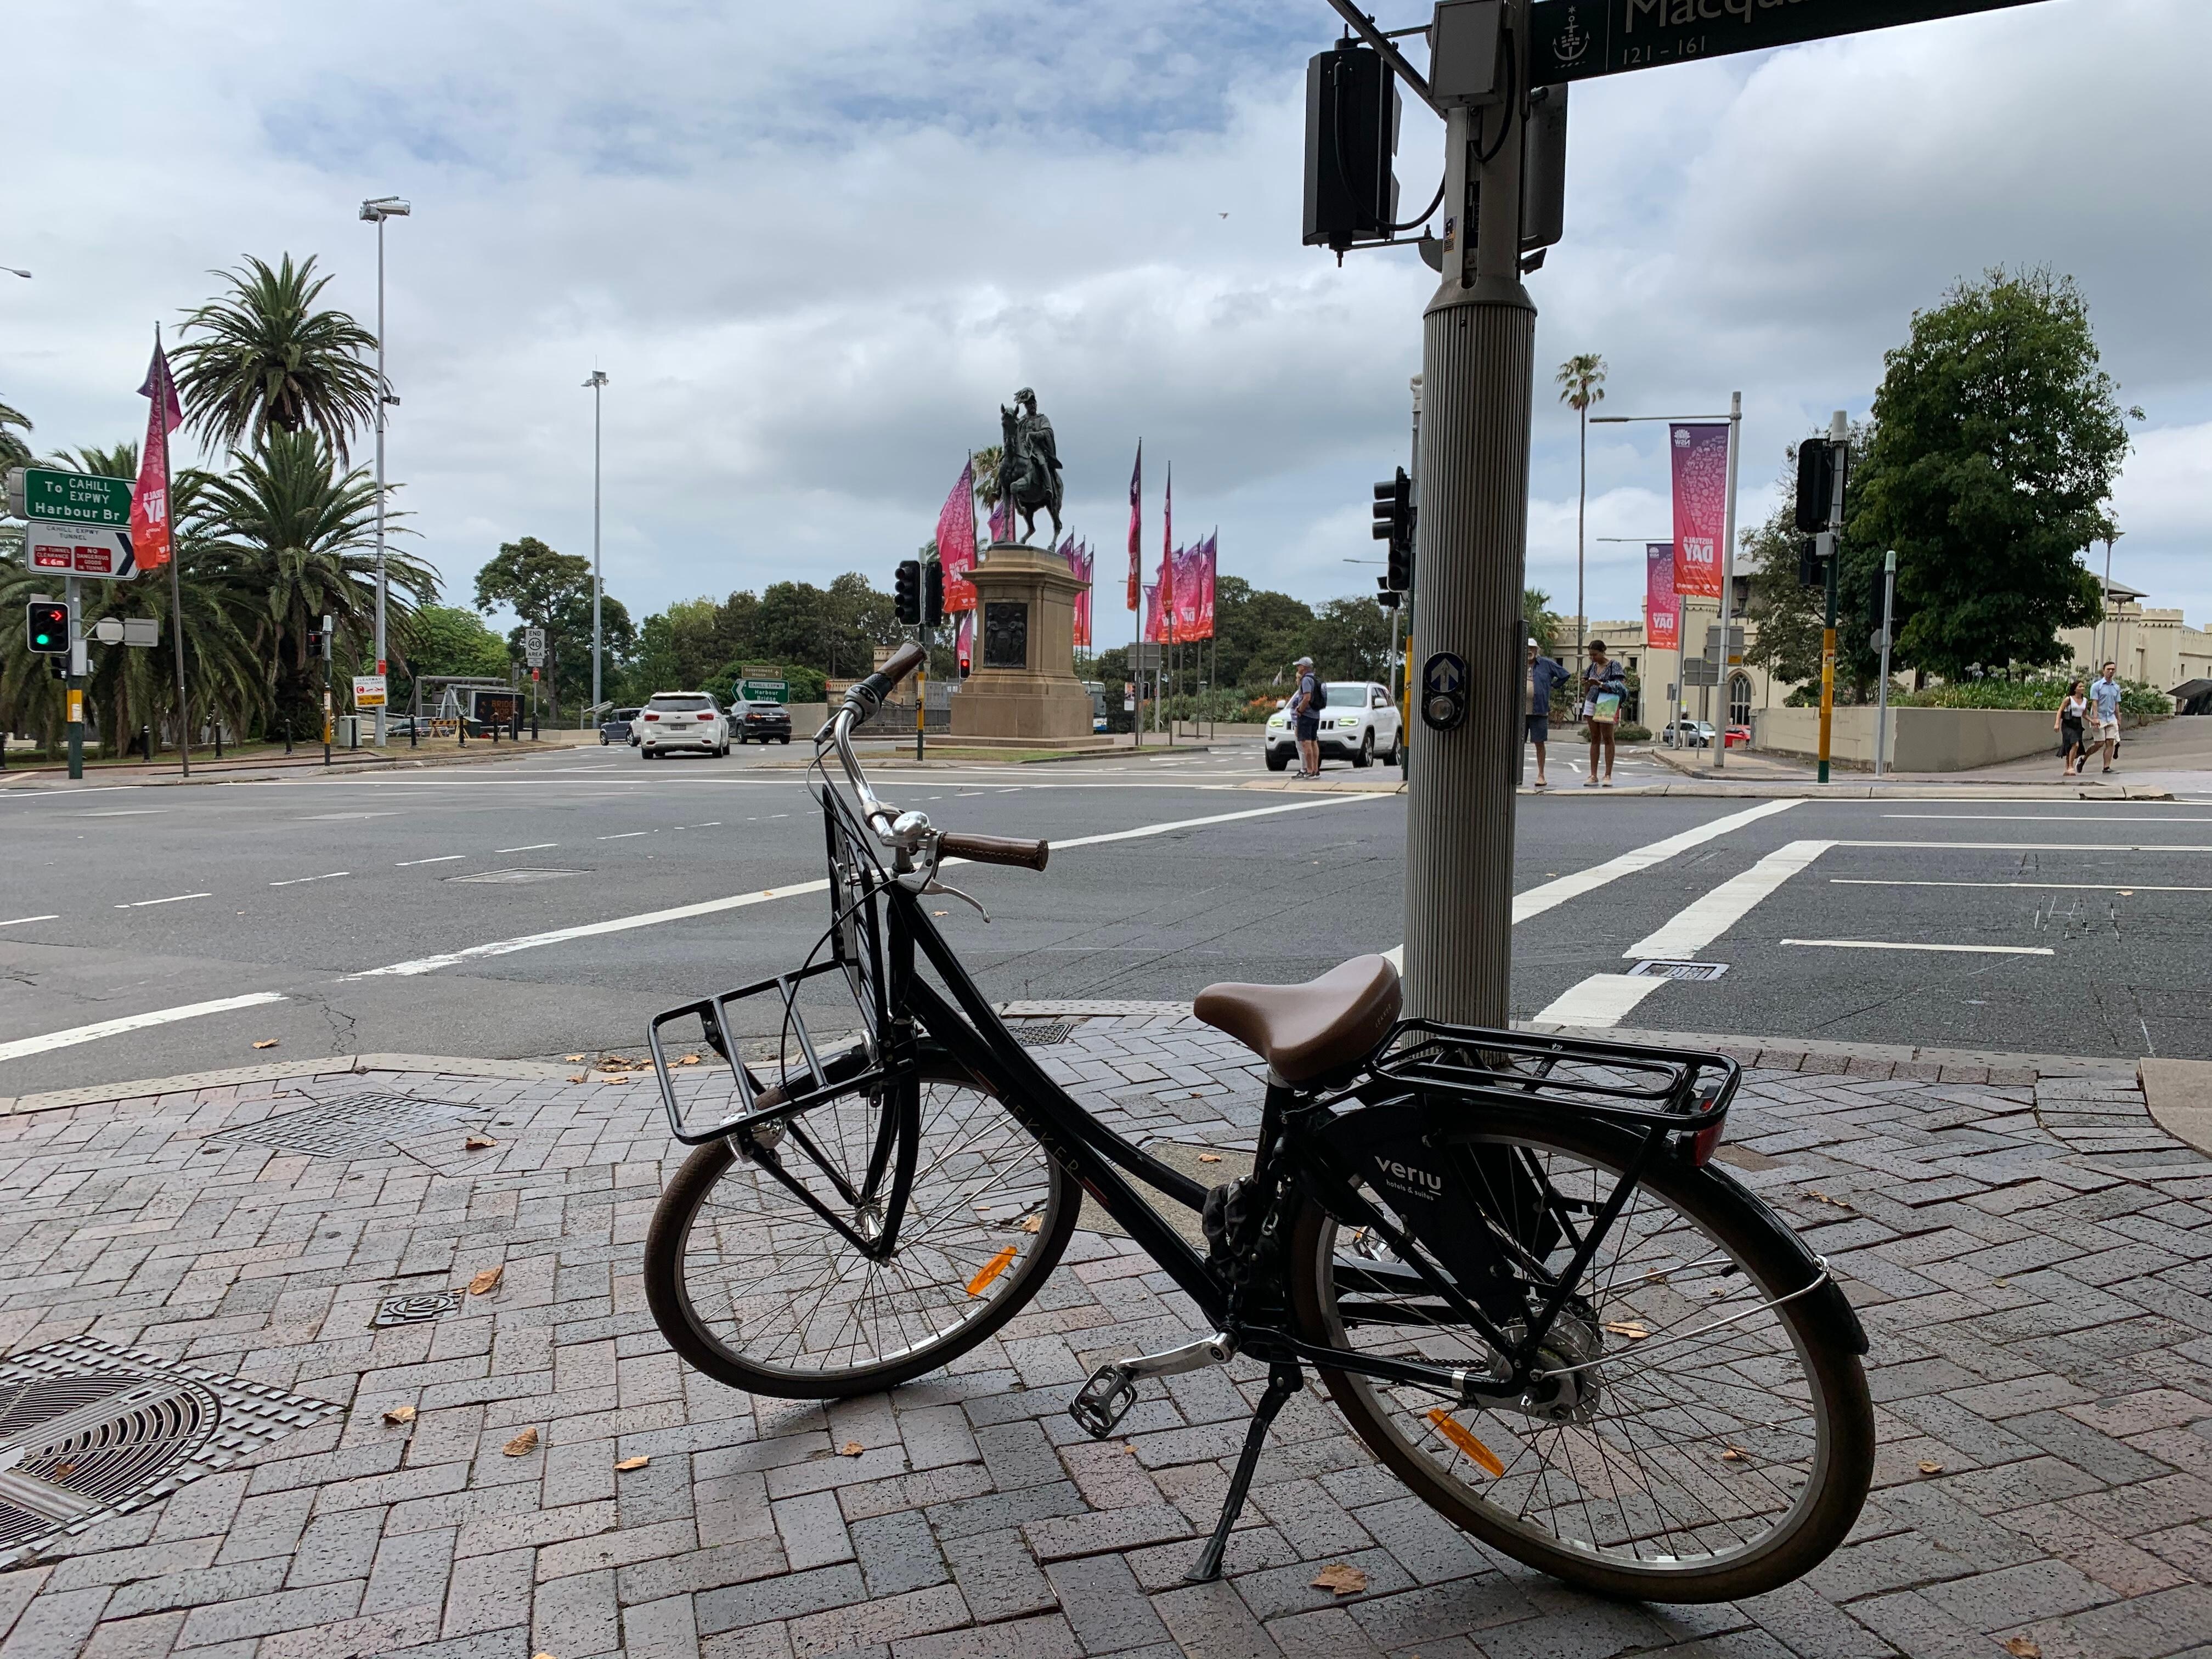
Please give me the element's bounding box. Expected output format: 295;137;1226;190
940;833;1050;872
877;640;928;691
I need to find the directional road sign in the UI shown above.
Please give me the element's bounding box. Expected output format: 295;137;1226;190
5;467;133;528
1531;0;2055;85
738;678;789;703
22;523;137;580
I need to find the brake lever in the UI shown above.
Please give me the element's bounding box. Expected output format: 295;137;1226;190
893;831;990;921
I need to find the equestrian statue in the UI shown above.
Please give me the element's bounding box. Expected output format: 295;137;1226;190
996;387;1063;544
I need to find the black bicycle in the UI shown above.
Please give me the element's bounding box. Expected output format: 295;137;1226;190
640;644;1874;1603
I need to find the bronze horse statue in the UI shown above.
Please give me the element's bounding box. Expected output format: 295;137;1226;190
996;388;1063;544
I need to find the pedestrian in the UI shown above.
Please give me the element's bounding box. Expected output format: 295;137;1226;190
1524;637;1570;789
1288;655;1323;779
1580;639;1626;788
2089;660;2124;774
2055;679;2089;777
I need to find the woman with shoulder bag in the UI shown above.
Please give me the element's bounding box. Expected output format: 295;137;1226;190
1581;639;1627;788
2056;680;2089;777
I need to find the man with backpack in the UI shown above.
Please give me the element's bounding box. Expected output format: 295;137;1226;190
1289;655;1324;778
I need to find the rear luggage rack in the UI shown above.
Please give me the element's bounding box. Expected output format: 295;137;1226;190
1368;1020;1740;1137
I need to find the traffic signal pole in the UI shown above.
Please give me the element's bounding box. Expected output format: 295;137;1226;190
64;574;83;781
1814;410;1846;785
916;625;928;763
1387;8;1532;1029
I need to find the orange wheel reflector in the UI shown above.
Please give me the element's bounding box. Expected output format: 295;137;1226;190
1426;1409;1505;1477
965;1245;1020;1297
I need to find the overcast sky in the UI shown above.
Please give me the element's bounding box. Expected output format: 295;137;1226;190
4;0;2205;649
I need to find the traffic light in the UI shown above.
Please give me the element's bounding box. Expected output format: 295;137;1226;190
1794;439;1838;533
922;561;945;628
1797;538;1824;590
304;624;325;658
1373;468;1414;592
25;601;69;655
1375;577;1400;612
894;559;921;626
1302;42;1399;255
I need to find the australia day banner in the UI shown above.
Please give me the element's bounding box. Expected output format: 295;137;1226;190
1645;543;1679;652
936;460;979;613
1668;424;1729;601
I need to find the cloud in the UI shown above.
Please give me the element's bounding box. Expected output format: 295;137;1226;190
3;0;2205;654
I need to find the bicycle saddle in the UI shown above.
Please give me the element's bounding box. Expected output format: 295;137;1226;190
1193;955;1401;1085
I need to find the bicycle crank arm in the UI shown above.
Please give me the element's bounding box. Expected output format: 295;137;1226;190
1069;1332;1237;1439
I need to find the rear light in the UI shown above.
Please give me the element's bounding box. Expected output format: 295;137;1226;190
1688;1092;1725;1166
696;712;713;720
644;713;659;721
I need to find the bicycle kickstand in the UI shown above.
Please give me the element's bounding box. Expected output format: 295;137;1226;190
1185;1361;1304;1584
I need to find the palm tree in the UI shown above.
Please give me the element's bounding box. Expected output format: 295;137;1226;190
198;428;436;723
1556;353;1607;662
0;396;31;472
172;254;381;460
972;446;1005;510
49;442;138;479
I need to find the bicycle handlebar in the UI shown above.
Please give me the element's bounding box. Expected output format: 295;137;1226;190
841;641;928;720
941;833;1050;872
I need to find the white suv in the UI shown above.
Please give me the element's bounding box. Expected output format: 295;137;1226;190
637;692;731;759
1265;680;1403;771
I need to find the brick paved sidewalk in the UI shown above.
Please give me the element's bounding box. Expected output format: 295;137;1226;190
1;1013;2208;1659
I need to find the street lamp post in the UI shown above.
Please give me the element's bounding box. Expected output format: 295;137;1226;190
585;370;609;714
360;196;410;746
0;266;29;279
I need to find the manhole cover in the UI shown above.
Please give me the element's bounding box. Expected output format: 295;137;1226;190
1626;960;1729;982
1010;1019;1084;1046
0;1337;341;1570
210;1092;471;1159
445;867;582;884
371;1290;465;1328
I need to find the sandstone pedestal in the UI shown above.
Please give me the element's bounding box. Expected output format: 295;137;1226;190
949;542;1109;749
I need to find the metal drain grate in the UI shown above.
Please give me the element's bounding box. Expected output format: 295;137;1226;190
0;1337;341;1570
1626;960;1730;982
1009;1019;1084;1046
445;867;582;884
210;1092;471;1159
371;1290;465;1328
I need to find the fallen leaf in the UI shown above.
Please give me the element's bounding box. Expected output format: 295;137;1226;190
2117;890;2134;899
1021;1215;1042;1234
1602;1321;1651;1342
50;1461;76;1478
1122;1443;1138;1455
464;1134;496;1151
252;1039;280;1050
839;1441;865;1458
566;1075;586;1084
600;1076;625;1086
534;1651;562;1659
1917;1460;1944;1476
383;1405;417;1426
467;1266;504;1296
1804;1189;1855;1211
933;910;949;917
565;1054;586;1063
1719;1446;1747;1462
2003;1639;2042;1659
679;1053;702;1065
503;1426;540;1457
1310;1563;1369;1596
1198;1154;1223;1164
615;1455;650;1471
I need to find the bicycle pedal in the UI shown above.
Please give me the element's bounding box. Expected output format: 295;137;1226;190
1069;1364;1137;1439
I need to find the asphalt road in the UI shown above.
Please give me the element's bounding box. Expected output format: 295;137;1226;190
4;736;2208;1097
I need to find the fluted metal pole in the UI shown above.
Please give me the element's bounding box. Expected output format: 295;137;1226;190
1403;18;1532;1030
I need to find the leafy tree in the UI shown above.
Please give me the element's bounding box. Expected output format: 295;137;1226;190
1212;577;1316;687
972;446;1004;510
1523;589;1566;658
472;535;633;718
173;253;381;459
49;442;138;479
0;396;31;472
398;605;510;710
1858;268;2136;679
1309;595;1394;682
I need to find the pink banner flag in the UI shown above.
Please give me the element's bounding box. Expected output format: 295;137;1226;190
1172;545;1205;640
1194;534;1217;641
1074;541;1093;648
1160;469;1173;641
131;336;185;575
1127;442;1142;611
1669;424;1729;600
1646;543;1679;652
938;459;979;613
1143;583;1161;644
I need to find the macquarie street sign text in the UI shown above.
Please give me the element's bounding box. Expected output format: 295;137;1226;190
1531;0;2056;84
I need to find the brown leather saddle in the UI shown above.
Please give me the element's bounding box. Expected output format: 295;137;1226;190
1192;955;1401;1085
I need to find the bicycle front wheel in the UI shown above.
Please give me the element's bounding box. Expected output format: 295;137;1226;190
646;1059;1076;1397
1288;1115;1873;1602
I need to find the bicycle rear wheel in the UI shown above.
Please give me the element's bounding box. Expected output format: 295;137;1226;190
646;1059;1076;1397
1287;1114;1872;1602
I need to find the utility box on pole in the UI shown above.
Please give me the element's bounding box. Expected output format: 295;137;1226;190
1303;43;1401;253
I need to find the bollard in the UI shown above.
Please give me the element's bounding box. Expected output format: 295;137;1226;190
214;724;223;759
531;714;539;741
409;718;417;749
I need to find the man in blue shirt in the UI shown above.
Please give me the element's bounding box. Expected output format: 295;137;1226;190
1288;655;1323;778
1524;639;1571;789
2090;661;2124;773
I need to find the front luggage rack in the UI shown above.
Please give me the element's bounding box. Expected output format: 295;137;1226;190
1369;1020;1741;1136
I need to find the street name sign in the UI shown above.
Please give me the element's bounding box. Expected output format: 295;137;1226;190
5;467;134;529
354;674;388;708
1531;0;2056;84
22;523;137;580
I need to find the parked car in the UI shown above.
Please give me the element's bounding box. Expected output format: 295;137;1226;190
1263;680;1403;771
735;699;793;744
637;692;731;758
1660;720;1750;749
599;707;642;745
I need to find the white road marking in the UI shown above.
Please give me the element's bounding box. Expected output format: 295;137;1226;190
347;793;1380;980
1531;974;1668;1029
1833;878;2212;894
497;842;557;852
1780;939;2055;957
0;991;288;1063
1624;840;1834;960
1511;800;1802;925
79;809;163;816
113;893;211;909
1882;814;2212;823
269;872;349;887
396;855;466;867
597;831;651;840
1836;841;2212;853
1;915;60;928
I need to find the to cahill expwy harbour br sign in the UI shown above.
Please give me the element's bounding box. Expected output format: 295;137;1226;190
1530;0;2057;83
